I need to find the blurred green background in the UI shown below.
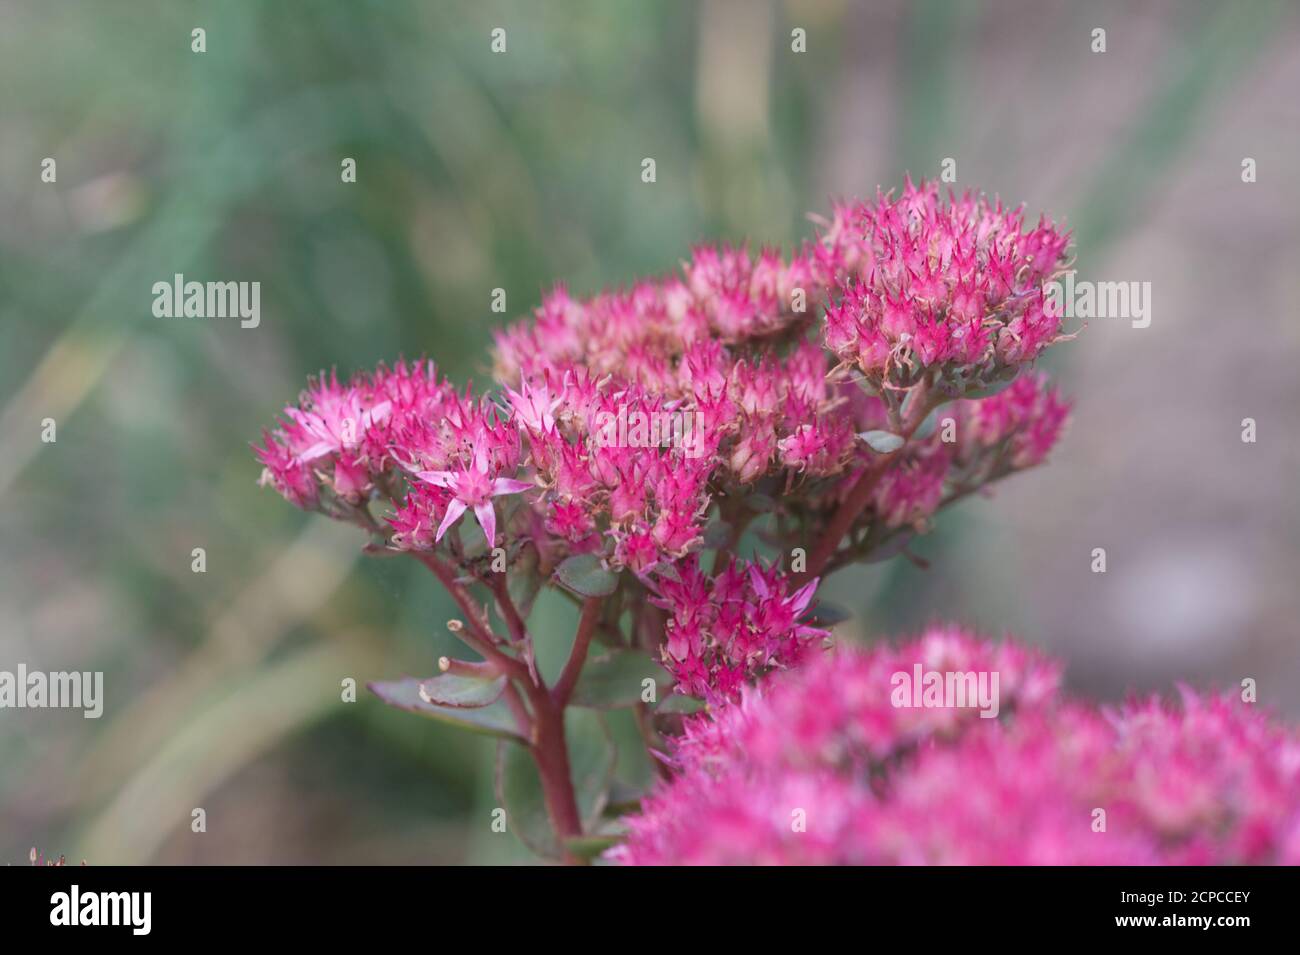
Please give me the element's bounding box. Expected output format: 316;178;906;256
2;0;1297;863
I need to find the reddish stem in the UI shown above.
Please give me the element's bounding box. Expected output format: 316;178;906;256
795;385;935;585
411;552;531;683
500;682;532;738
490;574;530;644
412;549;593;862
795;455;894;584
553;597;602;707
528;693;585;863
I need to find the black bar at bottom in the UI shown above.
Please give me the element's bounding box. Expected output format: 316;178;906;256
3;865;1290;940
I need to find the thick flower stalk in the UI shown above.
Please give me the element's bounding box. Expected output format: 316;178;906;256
253;181;1076;861
612;628;1300;865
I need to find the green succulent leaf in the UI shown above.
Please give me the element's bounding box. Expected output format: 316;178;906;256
655;694;707;715
368;678;524;741
565;817;629;860
417;671;507;708
805;600;853;626
962;376;1017;400
554;553;619;598
564;832;622;860
506;548;542;618
571;649;671;709
858;429;906;453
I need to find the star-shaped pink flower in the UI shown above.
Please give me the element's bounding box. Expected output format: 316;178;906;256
415;445;531;546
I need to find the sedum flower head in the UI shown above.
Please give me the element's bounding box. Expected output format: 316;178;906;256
823;178;1071;395
649;557;827;703
255;184;1074;703
612;628;1300;865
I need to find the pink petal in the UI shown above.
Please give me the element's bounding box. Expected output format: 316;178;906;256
492;478;533;495
435;499;468;542
283;407;314;428
474;501;497;548
296;441;336;463
788;579;819;616
416;470;457;490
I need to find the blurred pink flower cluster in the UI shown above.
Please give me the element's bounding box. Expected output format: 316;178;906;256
255;182;1073;703
612;628;1300;865
865;372;1071;531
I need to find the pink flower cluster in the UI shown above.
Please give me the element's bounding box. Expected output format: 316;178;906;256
649;558;827;703
255;360;453;513
500;317;864;505
255;183;1074;703
824;178;1071;390
612;629;1300;865
492;227;858;385
505;377;718;568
